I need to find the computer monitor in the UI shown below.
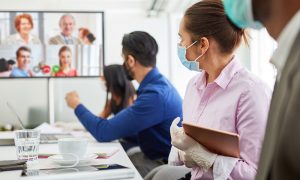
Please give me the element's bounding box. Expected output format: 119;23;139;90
0;11;104;78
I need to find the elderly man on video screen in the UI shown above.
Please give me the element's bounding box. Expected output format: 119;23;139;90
49;14;81;45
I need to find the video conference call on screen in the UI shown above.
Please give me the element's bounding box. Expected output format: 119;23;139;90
0;11;104;78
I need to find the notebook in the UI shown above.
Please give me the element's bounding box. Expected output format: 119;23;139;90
183;122;240;158
0;160;27;171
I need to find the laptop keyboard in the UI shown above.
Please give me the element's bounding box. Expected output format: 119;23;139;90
40;133;73;144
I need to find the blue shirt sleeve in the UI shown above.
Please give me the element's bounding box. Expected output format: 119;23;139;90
75;90;164;142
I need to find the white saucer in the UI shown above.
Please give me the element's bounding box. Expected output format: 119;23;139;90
49;153;98;165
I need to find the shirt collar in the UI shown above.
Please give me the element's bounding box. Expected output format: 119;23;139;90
137;67;160;93
271;10;300;81
194;58;242;90
194;72;206;90
60;33;73;42
60;33;70;38
16;33;33;42
15;67;29;76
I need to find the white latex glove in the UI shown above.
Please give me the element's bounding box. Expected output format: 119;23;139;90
186;142;218;171
178;150;197;168
170;117;218;171
168;146;184;166
170;117;196;151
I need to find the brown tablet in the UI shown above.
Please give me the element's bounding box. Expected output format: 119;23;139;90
183;122;240;158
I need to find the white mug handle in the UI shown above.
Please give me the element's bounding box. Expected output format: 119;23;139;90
57;153;79;168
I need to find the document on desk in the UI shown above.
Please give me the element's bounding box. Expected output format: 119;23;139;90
20;164;135;180
39;147;120;159
95;147;119;158
34;122;63;134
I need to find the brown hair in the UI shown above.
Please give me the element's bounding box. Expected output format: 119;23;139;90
79;27;90;39
58;46;72;67
15;14;34;32
16;46;31;58
184;0;248;54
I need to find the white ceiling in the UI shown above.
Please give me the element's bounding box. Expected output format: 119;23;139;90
0;0;199;16
75;0;199;14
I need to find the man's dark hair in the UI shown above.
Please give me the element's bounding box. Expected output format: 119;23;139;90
122;31;158;67
16;46;31;58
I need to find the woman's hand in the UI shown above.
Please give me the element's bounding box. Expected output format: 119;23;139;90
170;117;198;151
170;118;217;171
178;150;197;168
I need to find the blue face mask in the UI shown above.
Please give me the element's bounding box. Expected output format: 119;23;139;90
223;0;263;29
177;41;203;72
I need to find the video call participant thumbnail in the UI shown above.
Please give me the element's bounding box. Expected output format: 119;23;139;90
49;14;81;45
53;46;78;77
3;13;41;45
10;46;34;77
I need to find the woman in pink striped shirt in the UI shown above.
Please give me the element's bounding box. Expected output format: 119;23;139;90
145;0;271;180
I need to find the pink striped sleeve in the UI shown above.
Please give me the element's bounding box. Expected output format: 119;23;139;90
228;82;270;179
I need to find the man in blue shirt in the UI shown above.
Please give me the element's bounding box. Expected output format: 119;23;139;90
65;31;182;177
10;46;33;77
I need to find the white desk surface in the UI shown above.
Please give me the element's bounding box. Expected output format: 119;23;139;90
0;132;143;180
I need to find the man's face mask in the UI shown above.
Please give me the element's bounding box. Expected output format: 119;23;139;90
177;41;203;72
123;59;134;81
223;0;263;29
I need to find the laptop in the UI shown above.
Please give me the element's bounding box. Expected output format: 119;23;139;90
0;102;74;146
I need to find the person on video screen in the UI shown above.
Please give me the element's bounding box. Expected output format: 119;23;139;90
49;14;81;45
78;27;96;45
10;46;34;77
0;59;16;77
0;58;15;77
54;46;77;77
3;14;41;45
7;59;15;71
0;58;9;77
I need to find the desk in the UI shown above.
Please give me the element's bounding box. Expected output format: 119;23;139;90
0;133;143;180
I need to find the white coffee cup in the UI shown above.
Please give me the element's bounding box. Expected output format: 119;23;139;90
58;138;88;160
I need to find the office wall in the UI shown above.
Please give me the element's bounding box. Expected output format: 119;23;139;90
0;0;171;127
104;11;170;77
0;79;48;128
51;78;105;123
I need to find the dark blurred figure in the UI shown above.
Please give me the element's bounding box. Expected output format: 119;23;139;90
224;0;300;179
78;27;96;45
100;64;138;151
0;58;15;77
100;64;136;118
